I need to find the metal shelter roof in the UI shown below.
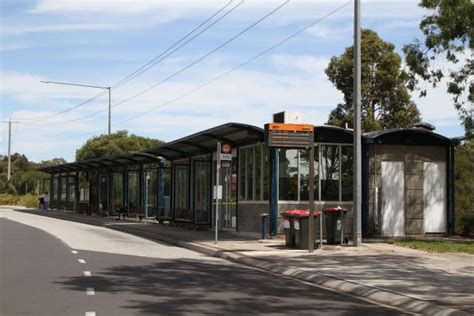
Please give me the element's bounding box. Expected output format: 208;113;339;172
144;122;264;160
363;127;454;146
314;125;353;144
39;152;162;174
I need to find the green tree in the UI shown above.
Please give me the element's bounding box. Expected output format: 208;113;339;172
76;130;164;160
455;140;474;235
326;29;421;132
403;0;473;136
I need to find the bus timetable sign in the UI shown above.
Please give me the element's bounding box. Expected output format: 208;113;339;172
264;123;314;149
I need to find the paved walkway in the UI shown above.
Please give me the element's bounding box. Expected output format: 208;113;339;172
9;208;474;316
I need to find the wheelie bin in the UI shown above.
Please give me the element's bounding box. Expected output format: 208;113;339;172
281;210;305;247
294;210;322;250
323;207;349;245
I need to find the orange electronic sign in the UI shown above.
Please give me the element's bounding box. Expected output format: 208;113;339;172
264;123;314;148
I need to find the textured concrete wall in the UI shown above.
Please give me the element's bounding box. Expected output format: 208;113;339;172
368;145;447;236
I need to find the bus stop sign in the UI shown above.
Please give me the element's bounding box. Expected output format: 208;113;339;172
264;123;314;149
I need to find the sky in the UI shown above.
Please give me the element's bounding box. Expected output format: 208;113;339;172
0;0;467;162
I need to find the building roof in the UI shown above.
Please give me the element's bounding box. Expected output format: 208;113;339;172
363;127;454;146
144;122;264;160
314;125;353;144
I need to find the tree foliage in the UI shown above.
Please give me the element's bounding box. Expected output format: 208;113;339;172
76;130;164;161
403;0;473;136
455;140;474;235
326;29;421;132
0;154;61;195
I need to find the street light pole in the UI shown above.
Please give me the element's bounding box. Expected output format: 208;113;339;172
353;0;362;246
41;80;112;135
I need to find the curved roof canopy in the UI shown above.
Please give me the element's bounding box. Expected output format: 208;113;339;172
144;122;264;160
39;152;162;174
363;128;453;146
314;125;353;144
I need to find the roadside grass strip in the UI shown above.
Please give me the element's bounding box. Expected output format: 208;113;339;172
394;238;474;254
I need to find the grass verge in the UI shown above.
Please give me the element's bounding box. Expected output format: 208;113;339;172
394;238;474;254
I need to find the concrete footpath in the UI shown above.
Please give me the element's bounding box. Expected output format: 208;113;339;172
9;208;474;316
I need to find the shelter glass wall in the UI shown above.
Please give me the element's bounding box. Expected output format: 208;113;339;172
112;172;123;211
159;168;171;218
67;176;75;210
276;144;352;202
128;171;140;214
60;175;67;209
238;144;269;201
51;175;59;208
79;172;89;213
194;159;210;223
99;174;108;213
89;173;98;213
174;162;189;211
145;169;158;218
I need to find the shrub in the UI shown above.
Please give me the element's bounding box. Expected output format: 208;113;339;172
0;193;39;208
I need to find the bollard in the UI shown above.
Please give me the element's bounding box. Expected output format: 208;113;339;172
261;213;268;240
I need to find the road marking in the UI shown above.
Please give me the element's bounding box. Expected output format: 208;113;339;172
83;271;92;277
85;312;96;316
71;250;78;254
78;259;86;264
86;288;95;296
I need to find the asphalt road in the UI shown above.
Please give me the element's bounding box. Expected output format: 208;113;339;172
0;210;405;316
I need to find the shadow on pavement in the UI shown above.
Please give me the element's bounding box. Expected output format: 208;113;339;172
55;250;403;315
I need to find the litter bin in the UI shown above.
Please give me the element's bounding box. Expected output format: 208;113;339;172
294;210;322;250
281;210;302;247
324;207;349;245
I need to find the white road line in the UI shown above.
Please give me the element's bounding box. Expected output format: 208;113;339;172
71;250;78;254
85;312;96;316
83;271;92;277
86;288;95;296
78;259;86;264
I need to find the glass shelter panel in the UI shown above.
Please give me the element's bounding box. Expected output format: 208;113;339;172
174;164;189;211
341;146;353;201
321;145;340;201
99;174;108;213
159;168;171;218
60;176;67;209
238;149;246;200
51;176;59;209
194;161;210;223
112;173;123;211
67;176;75;210
279;149;298;201
299;148;319;201
128;171;140;214
145;169;158;218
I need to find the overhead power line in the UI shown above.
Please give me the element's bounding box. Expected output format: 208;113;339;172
113;1;351;127
14;0;238;124
110;0;289;110
111;0;241;90
27;1;350;142
20;0;283;128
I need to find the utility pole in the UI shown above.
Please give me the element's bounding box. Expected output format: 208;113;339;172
353;0;362;246
3;118;19;181
41;81;112;135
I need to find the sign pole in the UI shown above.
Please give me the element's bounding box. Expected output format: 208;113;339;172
215;142;221;244
308;134;315;253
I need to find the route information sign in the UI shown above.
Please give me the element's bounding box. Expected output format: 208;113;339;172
264;123;314;149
